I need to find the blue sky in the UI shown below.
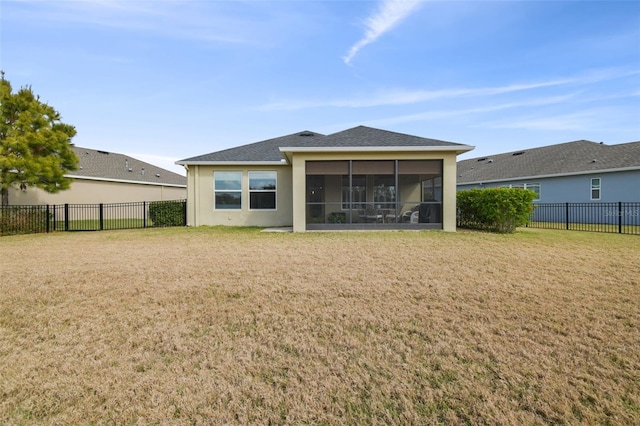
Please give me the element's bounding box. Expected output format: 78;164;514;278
2;0;639;176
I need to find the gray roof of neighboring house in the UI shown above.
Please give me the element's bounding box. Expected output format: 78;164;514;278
69;146;187;187
177;126;472;164
457;140;640;184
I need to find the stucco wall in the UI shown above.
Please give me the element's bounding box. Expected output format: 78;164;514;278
9;178;186;205
186;165;293;227
457;169;640;203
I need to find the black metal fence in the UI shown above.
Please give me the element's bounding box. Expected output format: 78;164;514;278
528;202;640;235
0;200;186;236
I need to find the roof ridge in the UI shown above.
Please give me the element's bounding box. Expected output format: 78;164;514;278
75;146;181;170
216;130;325;150
460;140;609;162
608;140;640;148
72;146;186;185
325;125;465;146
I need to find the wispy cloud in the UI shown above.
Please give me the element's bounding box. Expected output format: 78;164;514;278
482;114;596;132
355;93;580;128
479;106;640;132
343;0;422;65
13;0;272;45
258;67;640;111
259;78;574;111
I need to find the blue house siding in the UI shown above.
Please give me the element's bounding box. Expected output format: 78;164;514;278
457;170;640;203
589;170;640;203
457;170;640;226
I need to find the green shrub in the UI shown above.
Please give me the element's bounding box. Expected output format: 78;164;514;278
328;212;346;224
457;188;536;233
0;206;49;236
149;200;185;227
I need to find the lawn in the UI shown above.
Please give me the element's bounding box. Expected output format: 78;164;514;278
526;221;640;235
52;218;148;231
0;227;638;424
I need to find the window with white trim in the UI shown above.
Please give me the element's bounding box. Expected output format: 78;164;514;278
249;171;277;210
214;171;242;210
591;178;601;200
500;183;541;200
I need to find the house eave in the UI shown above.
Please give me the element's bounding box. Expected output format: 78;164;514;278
175;160;288;166
457;165;640;186
65;174;187;188
279;145;475;154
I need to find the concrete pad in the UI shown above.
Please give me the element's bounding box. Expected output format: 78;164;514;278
261;227;293;233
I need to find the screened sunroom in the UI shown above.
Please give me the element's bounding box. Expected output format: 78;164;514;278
305;160;443;230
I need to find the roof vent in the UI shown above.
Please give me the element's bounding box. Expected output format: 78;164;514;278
512;151;524;156
97;150;109;155
477;158;487;162
155;173;160;178
128;168;133;172
487;159;494;163
591;159;597;163
299;131;315;137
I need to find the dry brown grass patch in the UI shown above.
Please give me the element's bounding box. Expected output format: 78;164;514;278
1;227;638;424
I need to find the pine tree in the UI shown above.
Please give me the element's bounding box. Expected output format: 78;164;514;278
0;71;78;206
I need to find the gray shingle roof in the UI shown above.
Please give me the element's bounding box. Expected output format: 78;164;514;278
179;131;325;163
69;147;187;186
318;126;466;148
457;140;640;184
177;126;471;164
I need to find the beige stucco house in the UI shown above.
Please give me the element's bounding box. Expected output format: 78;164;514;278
10;146;187;205
176;126;474;232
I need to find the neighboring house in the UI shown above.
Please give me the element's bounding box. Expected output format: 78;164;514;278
176;126;474;232
10;146;187;205
457;140;640;203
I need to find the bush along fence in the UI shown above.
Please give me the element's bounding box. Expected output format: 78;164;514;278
527;202;640;235
456;188;639;236
457;188;537;233
0;199;186;236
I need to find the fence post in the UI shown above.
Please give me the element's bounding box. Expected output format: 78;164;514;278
565;202;569;230
64;204;69;231
618;202;622;234
46;204;50;233
143;201;147;228
99;203;104;231
183;199;187;226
